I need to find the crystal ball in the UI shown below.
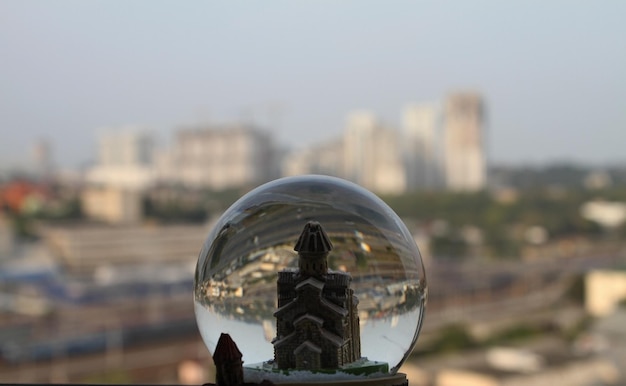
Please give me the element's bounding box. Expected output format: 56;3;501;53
194;175;427;376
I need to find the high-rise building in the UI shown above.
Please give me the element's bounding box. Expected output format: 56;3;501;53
31;139;54;179
343;111;406;194
282;139;344;177
442;93;486;191
98;130;154;167
402;103;441;190
86;129;156;190
170;125;278;190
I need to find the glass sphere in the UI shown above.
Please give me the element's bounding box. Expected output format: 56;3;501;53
194;175;427;377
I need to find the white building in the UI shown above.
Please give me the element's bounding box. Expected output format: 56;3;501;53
81;186;143;224
343;111;406;194
403;103;441;190
442;93;486;191
86;129;156;191
169;125;277;190
586;269;626;317
282;139;344;177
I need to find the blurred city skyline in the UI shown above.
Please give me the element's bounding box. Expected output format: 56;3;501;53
2;1;626;169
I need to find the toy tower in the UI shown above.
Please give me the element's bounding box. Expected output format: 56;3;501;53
273;221;361;370
214;333;244;386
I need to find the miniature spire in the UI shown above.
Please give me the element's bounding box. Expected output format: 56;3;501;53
295;221;332;279
274;221;362;370
213;333;243;386
294;221;333;254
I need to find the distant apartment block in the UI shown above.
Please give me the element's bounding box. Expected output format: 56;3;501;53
282;139;344;177
586;269;626;317
98;129;154;167
403;103;441;190
31;139;54;179
343;111;406;194
168;125;278;190
86;129;156;190
443;93;486;191
81;186;143;224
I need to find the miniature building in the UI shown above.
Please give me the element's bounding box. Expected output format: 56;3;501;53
273;221;361;370
214;333;244;386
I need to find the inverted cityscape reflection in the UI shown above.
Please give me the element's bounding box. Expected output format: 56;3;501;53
194;175;427;372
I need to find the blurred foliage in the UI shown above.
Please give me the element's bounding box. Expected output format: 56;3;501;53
81;370;132;384
430;234;467;259
382;187;626;259
143;198;207;223
36;197;83;220
143;186;246;224
490;164;626;190
4;194;84;240
484;324;543;346
564;275;586;304
426;324;476;353
562;316;592;342
420;321;567;356
10;214;38;239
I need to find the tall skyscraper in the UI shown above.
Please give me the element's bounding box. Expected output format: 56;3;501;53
442;93;486;191
402;103;441;190
343;111;406;194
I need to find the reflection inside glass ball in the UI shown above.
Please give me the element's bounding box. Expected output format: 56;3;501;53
194;175;427;378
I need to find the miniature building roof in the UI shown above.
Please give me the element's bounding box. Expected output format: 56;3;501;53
294;341;322;355
295;277;325;291
272;331;296;347
294;221;333;254
320;297;349;317
274;281;348;318
213;333;242;363
320;329;344;347
294;313;325;327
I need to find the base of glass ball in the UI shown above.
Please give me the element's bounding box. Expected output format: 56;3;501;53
273;373;409;386
242;362;407;385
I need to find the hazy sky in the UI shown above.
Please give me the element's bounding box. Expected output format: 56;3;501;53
1;1;625;169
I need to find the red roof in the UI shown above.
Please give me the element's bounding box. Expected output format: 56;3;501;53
213;333;243;363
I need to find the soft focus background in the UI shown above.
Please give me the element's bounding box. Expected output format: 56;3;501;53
1;1;626;385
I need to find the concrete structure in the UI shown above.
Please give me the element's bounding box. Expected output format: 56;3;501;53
580;200;626;228
403;104;441;190
273;222;361;370
442;93;486;191
585;269;626;317
343;112;406;194
86;129;156;190
0;214;14;258
31;139;54;179
40;223;209;276
282;139;344;177
170;125;277;190
81;186;143;224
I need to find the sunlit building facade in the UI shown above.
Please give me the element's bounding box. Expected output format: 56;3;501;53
171;125;278;190
403;103;441;190
86;129;156;190
282;139;344;177
343;111;406;194
442;93;486;191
